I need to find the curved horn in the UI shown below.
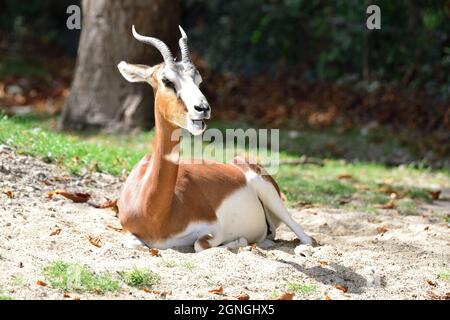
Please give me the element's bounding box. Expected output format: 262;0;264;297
132;25;174;67
178;25;192;64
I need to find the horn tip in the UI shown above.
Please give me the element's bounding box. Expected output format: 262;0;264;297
178;25;188;39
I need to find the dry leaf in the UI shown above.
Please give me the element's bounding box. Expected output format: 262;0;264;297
64;292;81;300
335;284;348;293
338;173;352;180
87;234;103;247
143;288;160;294
424;226;430;231
2;190;14;199
319;260;329;266
325;295;332;300
143;289;172;296
51;176;71;182
91;198;118;213
276;292;295;300
208;286;224;294
427;290;449;300
428;190;441;200
374;201;395;209
48;190;91;203
49;227;62;236
36;280;47;287
426;280;437;287
237;293;250;300
106;224;124;233
376;226;388;234
150;248;160;257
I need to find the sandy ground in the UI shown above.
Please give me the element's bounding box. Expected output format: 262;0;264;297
0;144;449;300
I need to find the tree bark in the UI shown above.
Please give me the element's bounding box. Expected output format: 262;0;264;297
60;0;180;132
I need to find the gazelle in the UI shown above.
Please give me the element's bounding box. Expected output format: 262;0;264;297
117;25;314;252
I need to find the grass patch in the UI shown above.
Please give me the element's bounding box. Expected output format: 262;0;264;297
268;290;280;299
0;114;149;175
159;259;178;268
181;261;196;271
0;288;13;300
10;274;25;287
1;114;448;212
120;266;161;289
43;261;120;294
286;282;317;295
438;270;450;282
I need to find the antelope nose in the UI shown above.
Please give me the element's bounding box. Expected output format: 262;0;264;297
194;103;211;118
194;104;210;113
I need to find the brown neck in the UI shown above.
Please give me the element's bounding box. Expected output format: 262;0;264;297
140;95;181;223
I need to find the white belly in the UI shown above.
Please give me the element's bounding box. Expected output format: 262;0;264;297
215;185;267;244
129;185;267;250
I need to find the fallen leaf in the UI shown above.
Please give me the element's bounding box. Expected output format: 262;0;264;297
49;227;62;236
87;234;103;248
426;290;449;300
64;292;81;300
374;201;395;209
276;292;295;300
338;173;352;180
236;293;250;300
51;176;71;182
325;295;332;300
319;260;329;266
143;288;160;294
91;198;118;213
428;190;441;200
376;226;388;234
48;190;91;203
208;286;224;294
335;284;348;293
426;280;437;287
424;226;430;231
106;224;124;233
143;289;172;297
41;179;53;186
36;280;47;287
150;248;159;257
2;189;14;199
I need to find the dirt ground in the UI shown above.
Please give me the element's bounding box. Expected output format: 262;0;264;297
0;144;449;300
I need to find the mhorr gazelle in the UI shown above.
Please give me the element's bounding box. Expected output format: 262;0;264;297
117;25;314;252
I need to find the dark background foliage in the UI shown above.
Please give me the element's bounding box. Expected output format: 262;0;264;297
1;0;449;97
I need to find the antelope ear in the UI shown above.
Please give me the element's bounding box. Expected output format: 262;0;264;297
117;61;156;85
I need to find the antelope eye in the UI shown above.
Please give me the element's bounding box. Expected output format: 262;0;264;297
162;78;176;91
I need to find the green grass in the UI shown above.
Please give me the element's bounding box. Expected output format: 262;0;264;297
159;259;178;268
120;266;161;289
0;288;13;300
0;114;150;175
268;290;280;299
438;270;450;282
286;282;317;295
10;274;25;287
43;261;120;294
180;261;196;271
1;114;449;213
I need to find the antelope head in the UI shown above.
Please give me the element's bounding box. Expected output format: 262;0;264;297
118;25;210;135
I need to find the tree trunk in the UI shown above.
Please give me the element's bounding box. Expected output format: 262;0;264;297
60;0;180;132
